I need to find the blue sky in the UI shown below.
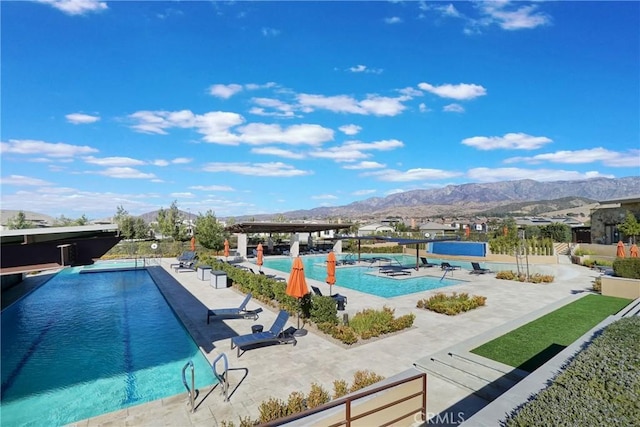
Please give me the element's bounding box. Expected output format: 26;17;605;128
1;0;639;220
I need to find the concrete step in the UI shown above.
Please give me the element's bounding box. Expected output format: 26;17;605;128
415;354;522;402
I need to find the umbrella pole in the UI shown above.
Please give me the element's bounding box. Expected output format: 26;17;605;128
293;298;307;337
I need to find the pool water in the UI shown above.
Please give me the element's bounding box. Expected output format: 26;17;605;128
262;254;464;298
1;267;216;426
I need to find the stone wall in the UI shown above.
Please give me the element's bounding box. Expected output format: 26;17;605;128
590;201;640;244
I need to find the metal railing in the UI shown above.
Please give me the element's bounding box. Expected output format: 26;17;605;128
212;353;229;402
182;360;195;412
259;372;426;426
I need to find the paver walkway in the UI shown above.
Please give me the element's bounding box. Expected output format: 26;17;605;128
56;257;599;426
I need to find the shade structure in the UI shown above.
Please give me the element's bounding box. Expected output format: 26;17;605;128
224;239;230;259
286;257;309;336
190;236;196;252
630;244;638;258
326;251;336;296
616;241;625;258
256;243;264;270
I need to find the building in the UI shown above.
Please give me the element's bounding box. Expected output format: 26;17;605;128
590;196;640;244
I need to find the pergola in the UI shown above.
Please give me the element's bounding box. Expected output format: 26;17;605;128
224;222;353;258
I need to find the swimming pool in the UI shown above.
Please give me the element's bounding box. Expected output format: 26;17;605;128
1;267;216;426
262;254;464;298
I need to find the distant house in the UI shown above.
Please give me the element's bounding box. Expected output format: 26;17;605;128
418;222;457;238
514;216;584;228
358;223;394;236
590;196;640;244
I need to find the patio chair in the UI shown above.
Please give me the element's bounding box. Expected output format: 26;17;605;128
230;310;297;357
420;257;437;268
206;293;263;323
440;262;461;271
170;251;197;268
310;285;347;310
174;261;197;272
470;262;492;275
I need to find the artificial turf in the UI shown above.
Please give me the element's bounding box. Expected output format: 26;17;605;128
470;294;632;372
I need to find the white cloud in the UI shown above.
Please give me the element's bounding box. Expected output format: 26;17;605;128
249;97;295;117
462;133;552;150
66;113;100;124
202;162;312;177
343;139;404;151
261;27;280;37
309;148;370;162
83;156;145;166
209;83;243;99
238;123;334;146
96;167;157;179
348;65;383;74
1;139;98;158
152;159;170;167
297;93;407;116
419;103;430;113
189;185;235;192
172;157;192;164
339;124;362;135
170;192;195;198
311;194;338;200
250;147;305;159
385;17;403;24
418;82;487;100
478;2;551;31
443;103;465;113
343;161;386;170
0;175;53;186
364;168;462;182
467;167;614;182
36;0;107;15
504;148;640;167
352;189;377;196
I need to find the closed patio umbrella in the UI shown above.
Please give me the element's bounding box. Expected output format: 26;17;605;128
286;257;309;336
326;251;336;296
190;236;196;252
616;241;625;258
257;243;264;271
224;239;230;260
630;244;638;258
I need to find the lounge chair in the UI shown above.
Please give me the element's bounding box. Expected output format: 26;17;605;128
230;310;297;357
175;261;197;272
440;262;461;271
206;293;263;323
420;257;437;268
170;251;197;268
470;262;492;275
311;285;347;311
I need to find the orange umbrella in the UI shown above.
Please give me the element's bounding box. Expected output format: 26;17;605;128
616;241;625;258
190;236;196;252
465;227;470;238
224;239;230;259
286;257;309;335
256;243;264;271
630;244;638;258
326;251;336;296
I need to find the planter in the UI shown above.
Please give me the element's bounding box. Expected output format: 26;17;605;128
601;276;640;299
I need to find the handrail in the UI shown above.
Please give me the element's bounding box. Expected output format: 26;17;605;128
212;353;229;402
260;372;426;426
182;360;195;412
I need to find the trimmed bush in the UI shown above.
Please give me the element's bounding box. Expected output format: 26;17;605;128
332;379;349;399
417;292;486;315
504;317;640;426
613;258;640;279
310;295;339;325
349;370;385;392
495;270;554;283
306;383;331;409
258;397;288;423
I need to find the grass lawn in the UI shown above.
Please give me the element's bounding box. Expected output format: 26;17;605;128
471;294;632;372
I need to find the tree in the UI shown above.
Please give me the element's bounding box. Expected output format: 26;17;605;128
156;201;188;241
6;211;32;229
618;211;640;244
113;206;150;239
53;215;75;227
74;214;89;226
540;223;571;243
194;210;225;250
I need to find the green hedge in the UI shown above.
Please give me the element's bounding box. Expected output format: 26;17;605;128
613;258;640;279
504;316;640;426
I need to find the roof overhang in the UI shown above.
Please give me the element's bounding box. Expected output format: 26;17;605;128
224;222;353;234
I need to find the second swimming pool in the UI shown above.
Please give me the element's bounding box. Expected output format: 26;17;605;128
262;254;465;298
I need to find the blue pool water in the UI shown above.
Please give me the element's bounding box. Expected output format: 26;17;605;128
262;254;465;298
1;267;216;426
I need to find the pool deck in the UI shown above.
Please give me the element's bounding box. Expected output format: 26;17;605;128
14;256;601;426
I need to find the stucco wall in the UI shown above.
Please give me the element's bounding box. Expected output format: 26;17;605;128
601;276;640;299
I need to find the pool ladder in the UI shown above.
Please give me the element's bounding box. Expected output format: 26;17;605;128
181;353;229;413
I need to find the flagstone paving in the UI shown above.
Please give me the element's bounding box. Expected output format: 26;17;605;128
61;256;600;426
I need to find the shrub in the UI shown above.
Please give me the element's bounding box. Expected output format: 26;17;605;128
310;295;339;325
349;307;395;338
592;276;602;293
332;379;349;399
613;258;640;279
258;397;287;423
306;383;331;409
496;270;554;283
504;317;640;426
286;391;307;415
417;292;486;315
349;370;386;392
